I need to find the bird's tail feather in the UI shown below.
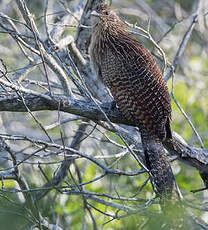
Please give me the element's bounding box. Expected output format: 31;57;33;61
140;126;176;198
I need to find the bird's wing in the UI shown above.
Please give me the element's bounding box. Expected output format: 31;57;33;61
108;35;171;140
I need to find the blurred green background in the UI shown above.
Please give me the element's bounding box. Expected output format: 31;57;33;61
0;0;208;229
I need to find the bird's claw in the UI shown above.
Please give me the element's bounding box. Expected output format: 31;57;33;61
101;100;118;113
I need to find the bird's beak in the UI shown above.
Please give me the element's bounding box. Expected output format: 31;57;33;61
91;10;101;17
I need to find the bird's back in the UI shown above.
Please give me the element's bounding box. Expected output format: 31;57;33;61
95;33;171;141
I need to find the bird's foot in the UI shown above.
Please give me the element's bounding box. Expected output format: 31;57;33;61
101;100;118;113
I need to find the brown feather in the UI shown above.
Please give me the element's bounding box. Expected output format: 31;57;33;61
89;3;172;141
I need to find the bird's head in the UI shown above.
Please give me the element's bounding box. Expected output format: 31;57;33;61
91;3;125;33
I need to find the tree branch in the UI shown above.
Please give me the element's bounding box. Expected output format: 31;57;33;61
0;93;207;185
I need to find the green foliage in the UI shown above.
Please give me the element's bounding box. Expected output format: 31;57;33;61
0;0;208;229
0;193;32;230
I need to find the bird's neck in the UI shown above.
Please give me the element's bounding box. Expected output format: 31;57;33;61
92;23;127;48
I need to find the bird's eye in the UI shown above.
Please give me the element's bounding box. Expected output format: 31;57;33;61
103;10;109;15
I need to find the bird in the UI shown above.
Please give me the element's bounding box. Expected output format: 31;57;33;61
89;3;176;198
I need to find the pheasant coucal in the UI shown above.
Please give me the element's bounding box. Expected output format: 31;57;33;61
89;3;176;198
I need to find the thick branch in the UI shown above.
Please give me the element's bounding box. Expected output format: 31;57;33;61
0;94;208;181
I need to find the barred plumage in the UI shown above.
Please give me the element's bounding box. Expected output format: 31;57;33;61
89;3;172;141
89;3;176;198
